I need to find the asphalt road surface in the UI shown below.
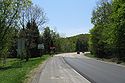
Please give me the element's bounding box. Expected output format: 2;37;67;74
36;54;90;83
64;53;125;83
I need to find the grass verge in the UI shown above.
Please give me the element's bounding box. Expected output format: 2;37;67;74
0;55;50;83
84;52;95;58
84;52;125;65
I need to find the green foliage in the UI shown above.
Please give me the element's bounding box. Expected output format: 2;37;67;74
90;0;114;58
90;0;125;61
60;34;89;53
42;27;60;54
43;27;52;53
0;0;31;64
18;4;47;60
111;0;125;60
25;20;40;58
0;55;50;83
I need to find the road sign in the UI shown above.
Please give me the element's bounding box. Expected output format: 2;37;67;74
17;38;26;57
50;46;55;50
38;44;44;49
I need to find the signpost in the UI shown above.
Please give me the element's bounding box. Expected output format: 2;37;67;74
38;44;44;56
17;38;26;60
38;44;44;49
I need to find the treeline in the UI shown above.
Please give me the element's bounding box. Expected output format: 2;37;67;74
0;0;50;64
40;27;60;54
0;0;31;63
89;0;125;61
1;0;90;64
59;34;89;53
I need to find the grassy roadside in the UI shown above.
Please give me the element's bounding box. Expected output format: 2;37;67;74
0;55;50;83
84;52;95;58
84;52;125;65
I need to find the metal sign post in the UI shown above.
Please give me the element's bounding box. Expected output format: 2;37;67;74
17;38;26;60
38;44;44;50
38;44;44;57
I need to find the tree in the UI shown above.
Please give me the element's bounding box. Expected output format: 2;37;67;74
19;4;47;29
76;39;81;52
42;27;61;54
58;34;89;53
43;27;52;54
18;4;47;60
90;0;112;58
90;0;125;61
111;0;125;61
25;20;40;58
0;0;31;64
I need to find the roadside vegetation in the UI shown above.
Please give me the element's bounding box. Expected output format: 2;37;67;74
59;34;89;53
0;1;55;83
0;55;50;83
84;52;125;65
89;0;125;63
84;52;95;58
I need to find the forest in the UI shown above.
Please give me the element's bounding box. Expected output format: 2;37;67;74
89;0;125;61
59;34;89;53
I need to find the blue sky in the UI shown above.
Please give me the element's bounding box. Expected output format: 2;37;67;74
32;0;98;37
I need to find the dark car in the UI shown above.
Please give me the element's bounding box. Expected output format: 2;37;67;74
77;51;80;54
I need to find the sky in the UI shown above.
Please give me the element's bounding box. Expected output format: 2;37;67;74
32;0;98;37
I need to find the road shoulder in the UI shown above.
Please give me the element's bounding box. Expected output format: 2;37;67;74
24;57;51;83
38;54;91;83
83;52;125;68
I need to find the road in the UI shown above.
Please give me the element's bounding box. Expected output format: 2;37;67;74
35;54;90;83
64;53;125;83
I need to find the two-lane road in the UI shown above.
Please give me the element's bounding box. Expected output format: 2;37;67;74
64;53;125;83
35;54;90;83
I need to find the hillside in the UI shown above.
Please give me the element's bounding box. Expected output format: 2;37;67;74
59;34;90;52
